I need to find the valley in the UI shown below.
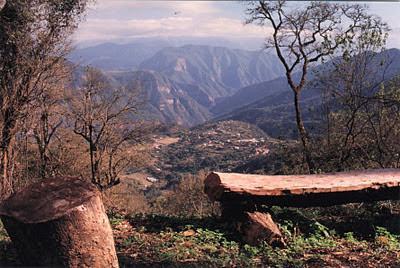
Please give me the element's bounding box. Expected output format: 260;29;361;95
66;41;400;206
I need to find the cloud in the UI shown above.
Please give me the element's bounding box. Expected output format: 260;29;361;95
75;15;271;43
88;1;218;17
75;1;400;50
201;18;271;38
74;1;271;43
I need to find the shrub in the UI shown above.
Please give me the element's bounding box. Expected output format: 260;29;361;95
151;171;220;218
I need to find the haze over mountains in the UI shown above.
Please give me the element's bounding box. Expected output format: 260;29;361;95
70;37;265;70
69;41;400;133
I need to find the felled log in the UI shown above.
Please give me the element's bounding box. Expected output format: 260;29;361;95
0;177;119;267
205;169;400;207
204;169;400;246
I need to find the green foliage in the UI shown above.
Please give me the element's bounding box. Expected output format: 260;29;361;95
344;232;357;243
0;221;8;242
107;210;125;228
375;226;400;250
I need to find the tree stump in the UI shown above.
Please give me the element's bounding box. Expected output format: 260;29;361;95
0;177;119;267
221;204;285;247
240;212;285;247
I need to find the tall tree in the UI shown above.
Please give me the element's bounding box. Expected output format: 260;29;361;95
0;0;88;197
246;0;388;172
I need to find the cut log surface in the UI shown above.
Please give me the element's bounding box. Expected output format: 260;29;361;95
0;177;119;267
205;169;400;207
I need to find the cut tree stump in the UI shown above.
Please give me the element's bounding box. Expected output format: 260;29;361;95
0;177;119;267
240;212;286;247
204;169;400;246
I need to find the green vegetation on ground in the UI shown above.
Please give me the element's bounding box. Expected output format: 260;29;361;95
2;203;399;267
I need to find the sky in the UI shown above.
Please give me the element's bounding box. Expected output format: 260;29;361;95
74;1;400;49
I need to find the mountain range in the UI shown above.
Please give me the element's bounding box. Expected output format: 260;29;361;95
69;43;284;126
69;42;400;133
139;45;283;104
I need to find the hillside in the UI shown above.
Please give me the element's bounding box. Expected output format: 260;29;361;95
217;48;400;138
148;120;282;181
111;70;211;126
211;75;292;116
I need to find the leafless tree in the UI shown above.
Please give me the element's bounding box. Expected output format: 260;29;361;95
246;0;389;172
316;48;400;171
67;68;141;190
316;36;392;167
31;64;68;179
0;0;88;197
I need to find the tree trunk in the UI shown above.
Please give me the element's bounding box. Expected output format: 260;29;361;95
0;107;18;199
0;143;13;198
0;177;119;267
294;91;315;173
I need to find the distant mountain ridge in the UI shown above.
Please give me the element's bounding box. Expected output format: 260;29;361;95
68;42;169;71
139;45;284;104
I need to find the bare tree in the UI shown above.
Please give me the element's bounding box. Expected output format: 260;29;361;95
316;36;392;169
0;0;88;197
246;0;388;172
31;65;67;179
67;68;140;190
316;44;400;171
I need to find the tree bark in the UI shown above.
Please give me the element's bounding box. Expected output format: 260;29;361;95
0;177;119;267
0;106;18;199
294;91;315;173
